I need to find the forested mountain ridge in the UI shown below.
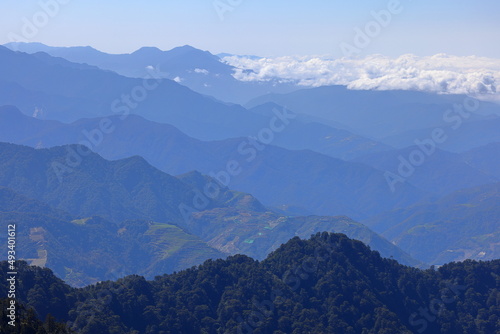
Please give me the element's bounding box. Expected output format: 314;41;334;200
0;233;498;334
0;298;71;334
186;208;421;266
0;141;260;225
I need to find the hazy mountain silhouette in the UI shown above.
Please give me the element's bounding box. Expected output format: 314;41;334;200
353;146;498;196
460;142;500;178
380;117;500;152
4;42;298;104
364;182;500;264
246;85;500;138
249;102;392;159
0;109;427;220
0;45;268;140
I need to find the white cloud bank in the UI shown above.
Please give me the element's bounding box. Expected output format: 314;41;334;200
222;54;500;97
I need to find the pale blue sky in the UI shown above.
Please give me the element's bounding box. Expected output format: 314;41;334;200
1;0;499;57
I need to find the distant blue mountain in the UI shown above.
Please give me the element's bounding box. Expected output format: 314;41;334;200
0;106;426;220
246;85;500;139
461;142;500;178
248;102;392;159
0;46;393;159
0;44;268;140
380;117;500;152
4;42;297;104
353;146;498;196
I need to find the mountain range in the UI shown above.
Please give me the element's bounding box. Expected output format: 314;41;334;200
352;145;499;196
0;42;498;326
3;42;297;104
246;85;500;142
0;142;422;286
0;45;397;162
0;106;426;220
4;43;499;157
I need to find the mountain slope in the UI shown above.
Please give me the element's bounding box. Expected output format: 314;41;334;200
0;213;225;288
460;142;500;178
0;142;262;225
364;182;500;264
186;207;421;266
0;186;225;286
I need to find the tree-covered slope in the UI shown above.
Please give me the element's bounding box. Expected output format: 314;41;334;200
0;142;261;225
0;298;71;334
0;233;498;334
0;187;225;287
186;207;421;267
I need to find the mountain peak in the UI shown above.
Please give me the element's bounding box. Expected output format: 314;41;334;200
131;46;163;55
167;45;214;57
172;45;199;52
